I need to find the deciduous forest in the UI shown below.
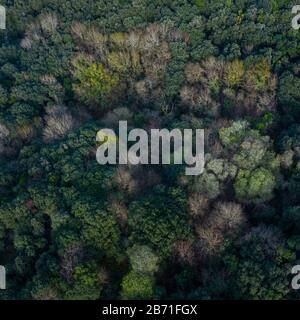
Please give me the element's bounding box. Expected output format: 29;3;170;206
0;0;300;300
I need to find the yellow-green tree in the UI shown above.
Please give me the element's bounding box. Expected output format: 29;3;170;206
72;55;119;108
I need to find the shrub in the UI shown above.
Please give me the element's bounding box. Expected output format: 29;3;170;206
121;271;154;299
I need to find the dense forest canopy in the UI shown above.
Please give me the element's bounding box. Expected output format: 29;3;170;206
0;0;300;299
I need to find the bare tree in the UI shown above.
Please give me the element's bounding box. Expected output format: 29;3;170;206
60;243;84;282
33;287;58;300
128;30;142;49
20;37;33;50
113;167;138;195
195;224;224;257
111;199;128;232
208;202;246;235
185;63;204;83
175;240;195;265
43;105;75;143
0;123;10;155
71;22;87;42
0;123;9;141
39;12;58;35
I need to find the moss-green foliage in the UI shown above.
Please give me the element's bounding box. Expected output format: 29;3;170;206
129;186;192;258
234;168;276;204
72;56;119;107
64;262;102;300
121;271;155;299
